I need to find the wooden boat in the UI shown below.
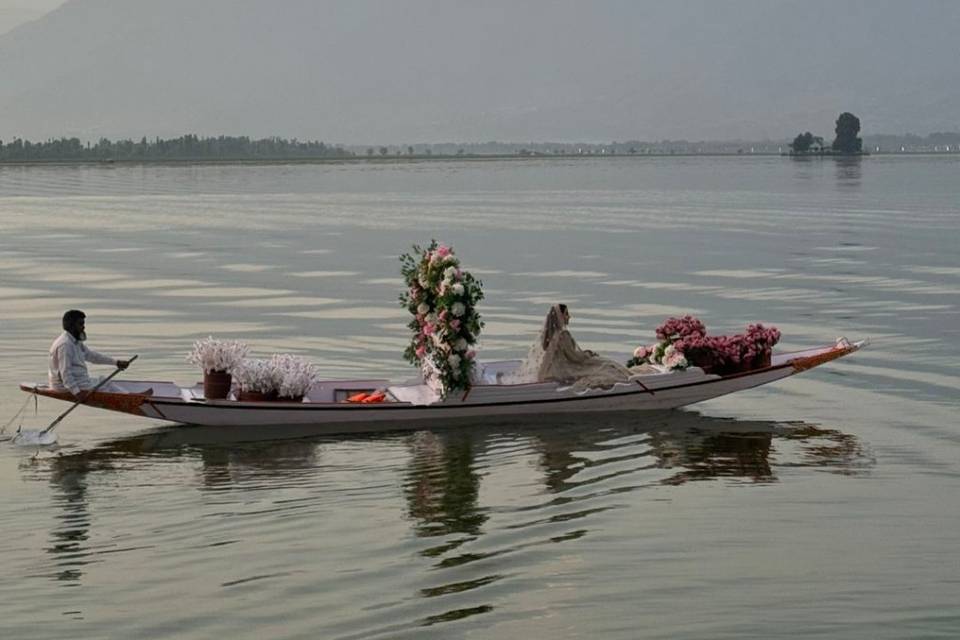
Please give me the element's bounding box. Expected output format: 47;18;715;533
20;339;863;433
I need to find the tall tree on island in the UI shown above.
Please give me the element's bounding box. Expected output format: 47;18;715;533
832;112;863;153
791;132;815;153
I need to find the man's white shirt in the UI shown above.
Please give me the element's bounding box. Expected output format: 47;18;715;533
48;331;115;394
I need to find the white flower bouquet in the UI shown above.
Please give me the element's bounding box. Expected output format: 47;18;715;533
269;353;319;399
231;354;319;400
186;336;249;374
232;358;282;394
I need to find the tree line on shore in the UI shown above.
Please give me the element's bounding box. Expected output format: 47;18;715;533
0;134;352;161
2;119;956;162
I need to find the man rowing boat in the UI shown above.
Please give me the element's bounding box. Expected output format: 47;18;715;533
49;309;131;398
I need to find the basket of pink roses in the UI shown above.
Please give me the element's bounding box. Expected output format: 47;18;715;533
628;315;781;375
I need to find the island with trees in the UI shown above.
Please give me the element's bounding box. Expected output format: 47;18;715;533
788;111;865;156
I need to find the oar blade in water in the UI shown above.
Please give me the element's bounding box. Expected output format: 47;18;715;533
11;429;59;447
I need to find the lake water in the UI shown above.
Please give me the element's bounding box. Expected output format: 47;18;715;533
1;155;958;639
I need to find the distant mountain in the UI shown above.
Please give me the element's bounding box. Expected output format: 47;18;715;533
1;0;957;143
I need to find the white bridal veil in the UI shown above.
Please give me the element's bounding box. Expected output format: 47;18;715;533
509;304;639;390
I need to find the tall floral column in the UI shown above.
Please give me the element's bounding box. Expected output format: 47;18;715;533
400;241;484;397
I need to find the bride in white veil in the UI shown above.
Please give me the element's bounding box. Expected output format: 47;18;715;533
509;304;637;390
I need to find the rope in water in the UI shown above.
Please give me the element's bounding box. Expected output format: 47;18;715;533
0;391;38;437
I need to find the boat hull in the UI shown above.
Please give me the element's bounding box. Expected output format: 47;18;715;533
20;340;863;433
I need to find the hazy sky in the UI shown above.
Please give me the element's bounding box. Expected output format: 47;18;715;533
0;0;64;35
0;0;957;143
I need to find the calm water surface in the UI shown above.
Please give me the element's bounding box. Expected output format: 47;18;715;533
1;156;958;638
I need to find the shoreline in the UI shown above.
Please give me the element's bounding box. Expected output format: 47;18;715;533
0;151;954;168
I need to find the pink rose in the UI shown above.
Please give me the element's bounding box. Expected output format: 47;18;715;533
450;319;461;331
424;323;435;336
436;245;451;257
415;345;427;359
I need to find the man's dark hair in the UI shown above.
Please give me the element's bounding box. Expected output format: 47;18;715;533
62;309;86;331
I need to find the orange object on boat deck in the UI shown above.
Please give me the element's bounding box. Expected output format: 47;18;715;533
346;392;369;403
361;392;387;404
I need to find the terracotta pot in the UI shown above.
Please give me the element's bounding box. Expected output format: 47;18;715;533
203;370;232;400
237;389;279;402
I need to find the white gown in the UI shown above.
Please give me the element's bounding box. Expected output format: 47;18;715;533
508;305;636;390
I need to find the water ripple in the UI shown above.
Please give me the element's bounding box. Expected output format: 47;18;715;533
2;158;958;639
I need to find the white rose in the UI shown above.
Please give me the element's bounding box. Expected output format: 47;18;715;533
451;302;466;317
664;344;676;358
426;313;437;325
665;353;688;370
443;266;456;280
416;302;430;315
451;283;465;296
418;275;429;288
455;338;468;351
447;354;461;368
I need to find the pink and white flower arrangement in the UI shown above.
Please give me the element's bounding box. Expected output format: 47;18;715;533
187;336;249;374
628;316;781;373
400;240;484;396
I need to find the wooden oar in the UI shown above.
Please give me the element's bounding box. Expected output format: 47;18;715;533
41;355;138;436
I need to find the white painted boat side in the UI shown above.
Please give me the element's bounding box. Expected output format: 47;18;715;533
137;365;796;428
21;340;865;433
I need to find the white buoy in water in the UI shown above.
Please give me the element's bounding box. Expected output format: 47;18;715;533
11;429;59;447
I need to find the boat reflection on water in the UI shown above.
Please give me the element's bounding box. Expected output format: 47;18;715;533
45;465;91;585
26;410;872;590
196;440;320;488
405;431;486;541
649;421;869;485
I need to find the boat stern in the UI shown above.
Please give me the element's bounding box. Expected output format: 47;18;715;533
20;383;155;417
